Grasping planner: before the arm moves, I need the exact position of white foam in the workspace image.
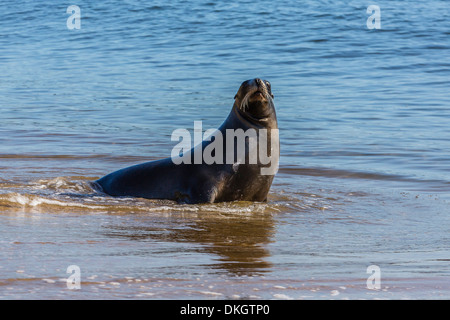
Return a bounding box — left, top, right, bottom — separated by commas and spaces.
199, 291, 223, 296
42, 279, 56, 284
330, 290, 340, 296
1, 193, 107, 210
273, 293, 293, 300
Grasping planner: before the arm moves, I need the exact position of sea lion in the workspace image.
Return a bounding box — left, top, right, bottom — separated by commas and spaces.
95, 78, 279, 204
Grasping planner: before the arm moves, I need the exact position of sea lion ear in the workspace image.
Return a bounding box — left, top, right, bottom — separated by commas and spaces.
234, 94, 237, 99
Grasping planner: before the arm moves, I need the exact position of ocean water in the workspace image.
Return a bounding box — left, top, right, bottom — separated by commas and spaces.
0, 0, 449, 299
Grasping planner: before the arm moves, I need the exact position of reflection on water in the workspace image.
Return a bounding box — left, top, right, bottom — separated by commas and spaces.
102, 210, 275, 275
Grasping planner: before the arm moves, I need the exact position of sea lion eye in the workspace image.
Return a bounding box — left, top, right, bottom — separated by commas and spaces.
264, 81, 274, 98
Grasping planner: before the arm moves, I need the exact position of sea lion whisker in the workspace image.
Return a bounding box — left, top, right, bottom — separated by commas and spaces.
241, 90, 253, 111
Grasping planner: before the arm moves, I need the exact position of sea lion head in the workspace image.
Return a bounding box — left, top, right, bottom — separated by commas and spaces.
234, 78, 276, 123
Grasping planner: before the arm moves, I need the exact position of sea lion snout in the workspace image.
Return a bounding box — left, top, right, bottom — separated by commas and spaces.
254, 78, 273, 100
255, 78, 264, 87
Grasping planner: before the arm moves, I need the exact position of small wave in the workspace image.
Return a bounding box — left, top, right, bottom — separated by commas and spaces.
0, 175, 324, 216
0, 191, 286, 216
0, 193, 108, 211
0, 174, 285, 215
31, 177, 95, 194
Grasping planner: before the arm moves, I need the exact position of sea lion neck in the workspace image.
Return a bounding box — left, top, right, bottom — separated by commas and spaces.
232, 102, 277, 129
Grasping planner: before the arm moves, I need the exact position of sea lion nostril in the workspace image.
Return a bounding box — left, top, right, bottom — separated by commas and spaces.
255, 78, 263, 86
254, 78, 267, 95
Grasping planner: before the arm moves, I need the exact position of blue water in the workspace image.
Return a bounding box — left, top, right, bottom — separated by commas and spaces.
0, 1, 449, 299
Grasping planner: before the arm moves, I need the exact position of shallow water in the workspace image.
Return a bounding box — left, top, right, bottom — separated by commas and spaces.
1, 1, 449, 299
